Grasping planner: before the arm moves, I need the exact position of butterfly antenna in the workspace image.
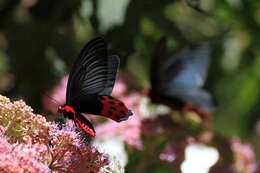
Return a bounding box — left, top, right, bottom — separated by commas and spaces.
43, 92, 60, 106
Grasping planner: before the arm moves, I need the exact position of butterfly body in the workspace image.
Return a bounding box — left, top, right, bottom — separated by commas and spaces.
148, 90, 184, 109
67, 94, 103, 115
58, 37, 132, 137
58, 105, 76, 119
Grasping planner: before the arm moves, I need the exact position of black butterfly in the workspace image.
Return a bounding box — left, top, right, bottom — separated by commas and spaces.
58, 37, 133, 137
149, 37, 215, 118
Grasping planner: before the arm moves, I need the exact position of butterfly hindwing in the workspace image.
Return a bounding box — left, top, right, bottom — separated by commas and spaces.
165, 88, 215, 113
99, 95, 132, 122
74, 113, 96, 137
70, 94, 132, 122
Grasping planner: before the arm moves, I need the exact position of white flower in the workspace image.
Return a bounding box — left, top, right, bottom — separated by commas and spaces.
94, 137, 127, 173
181, 143, 219, 173
139, 97, 171, 118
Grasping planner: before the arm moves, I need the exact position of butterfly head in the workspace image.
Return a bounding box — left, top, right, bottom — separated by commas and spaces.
57, 105, 76, 119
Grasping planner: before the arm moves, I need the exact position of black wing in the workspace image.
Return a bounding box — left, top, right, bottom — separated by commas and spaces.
150, 39, 214, 112
66, 37, 119, 104
160, 43, 210, 90
161, 42, 214, 111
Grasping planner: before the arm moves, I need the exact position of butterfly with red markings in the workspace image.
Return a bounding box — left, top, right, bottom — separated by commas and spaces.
149, 37, 215, 119
58, 37, 133, 137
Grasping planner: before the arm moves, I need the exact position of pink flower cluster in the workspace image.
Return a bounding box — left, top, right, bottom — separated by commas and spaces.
231, 138, 258, 173
0, 136, 50, 173
0, 95, 116, 173
47, 121, 109, 173
0, 95, 50, 143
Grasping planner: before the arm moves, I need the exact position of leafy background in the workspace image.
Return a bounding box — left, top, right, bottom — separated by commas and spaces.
0, 0, 260, 172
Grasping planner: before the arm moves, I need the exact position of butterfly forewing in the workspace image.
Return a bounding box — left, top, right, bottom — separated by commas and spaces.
150, 38, 215, 115
99, 55, 119, 95
66, 37, 112, 104
161, 43, 210, 90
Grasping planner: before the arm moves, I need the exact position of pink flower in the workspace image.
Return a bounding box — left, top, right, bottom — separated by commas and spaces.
160, 142, 182, 162
0, 95, 50, 143
43, 120, 110, 173
96, 92, 143, 149
96, 113, 142, 149
0, 95, 119, 173
231, 138, 258, 173
141, 115, 178, 135
112, 75, 127, 97
0, 130, 50, 173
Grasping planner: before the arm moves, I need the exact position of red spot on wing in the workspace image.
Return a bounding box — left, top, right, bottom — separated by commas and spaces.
100, 96, 133, 122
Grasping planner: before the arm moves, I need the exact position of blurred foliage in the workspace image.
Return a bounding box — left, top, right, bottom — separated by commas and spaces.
0, 0, 260, 172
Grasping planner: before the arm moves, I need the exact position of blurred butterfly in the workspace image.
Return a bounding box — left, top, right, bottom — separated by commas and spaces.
58, 37, 133, 137
149, 37, 215, 118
